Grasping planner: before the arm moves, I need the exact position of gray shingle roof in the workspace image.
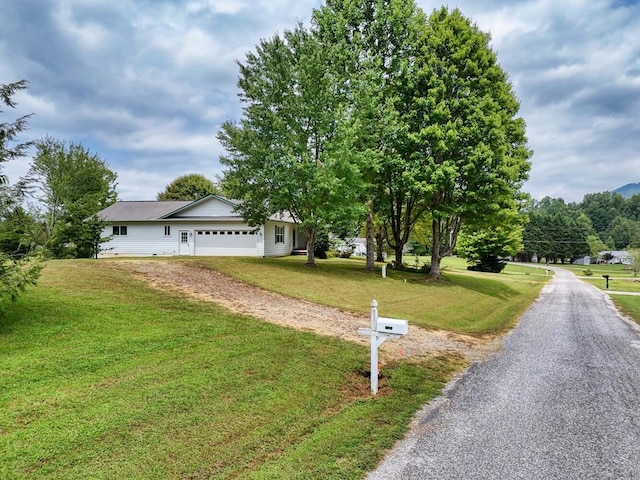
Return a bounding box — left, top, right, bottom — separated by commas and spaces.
98, 201, 192, 221
97, 195, 296, 224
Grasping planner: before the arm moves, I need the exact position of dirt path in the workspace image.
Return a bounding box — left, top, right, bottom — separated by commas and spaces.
111, 260, 503, 363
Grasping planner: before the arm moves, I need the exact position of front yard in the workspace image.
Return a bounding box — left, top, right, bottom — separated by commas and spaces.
1, 257, 548, 479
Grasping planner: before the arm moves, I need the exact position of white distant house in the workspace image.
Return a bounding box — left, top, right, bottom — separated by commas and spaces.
573, 256, 591, 265
598, 250, 631, 265
96, 195, 305, 257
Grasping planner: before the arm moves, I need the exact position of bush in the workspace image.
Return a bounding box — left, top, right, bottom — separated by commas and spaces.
583, 269, 593, 276
313, 230, 330, 260
0, 252, 44, 309
334, 244, 354, 258
467, 255, 507, 273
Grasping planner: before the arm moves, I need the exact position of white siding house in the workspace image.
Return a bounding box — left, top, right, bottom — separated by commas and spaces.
598, 250, 632, 265
97, 195, 301, 257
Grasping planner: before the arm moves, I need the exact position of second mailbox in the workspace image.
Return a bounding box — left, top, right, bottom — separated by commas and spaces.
376, 317, 409, 335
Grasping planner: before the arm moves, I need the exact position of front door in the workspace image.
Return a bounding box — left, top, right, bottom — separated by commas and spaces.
178, 230, 191, 255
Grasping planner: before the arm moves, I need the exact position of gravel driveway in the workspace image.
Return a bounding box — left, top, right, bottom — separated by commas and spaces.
368, 267, 640, 479
112, 260, 501, 362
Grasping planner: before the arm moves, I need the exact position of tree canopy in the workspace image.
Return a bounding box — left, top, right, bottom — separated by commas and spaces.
219, 3, 531, 274
520, 192, 640, 263
157, 173, 219, 201
407, 7, 531, 277
313, 0, 426, 270
219, 24, 364, 265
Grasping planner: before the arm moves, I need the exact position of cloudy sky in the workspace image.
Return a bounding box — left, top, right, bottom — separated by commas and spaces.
2, 0, 639, 203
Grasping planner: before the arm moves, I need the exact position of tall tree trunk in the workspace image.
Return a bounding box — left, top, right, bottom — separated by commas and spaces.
430, 218, 443, 279
305, 227, 316, 266
394, 244, 404, 268
365, 201, 375, 271
375, 231, 385, 262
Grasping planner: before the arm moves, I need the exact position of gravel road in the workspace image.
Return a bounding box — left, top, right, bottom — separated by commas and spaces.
368, 267, 640, 479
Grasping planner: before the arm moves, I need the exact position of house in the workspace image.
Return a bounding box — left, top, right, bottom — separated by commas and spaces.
573, 256, 591, 265
96, 195, 305, 257
598, 250, 631, 265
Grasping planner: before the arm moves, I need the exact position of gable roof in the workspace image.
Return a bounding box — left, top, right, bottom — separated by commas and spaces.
98, 200, 192, 221
158, 194, 239, 219
97, 194, 296, 224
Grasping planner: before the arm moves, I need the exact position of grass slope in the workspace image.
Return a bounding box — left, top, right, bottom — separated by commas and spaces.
187, 256, 550, 335
1, 260, 464, 479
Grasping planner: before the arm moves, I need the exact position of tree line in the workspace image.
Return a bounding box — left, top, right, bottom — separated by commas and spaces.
520, 193, 640, 264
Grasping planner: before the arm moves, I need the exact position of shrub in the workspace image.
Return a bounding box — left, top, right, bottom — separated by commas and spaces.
467, 255, 507, 273
313, 230, 330, 259
0, 252, 44, 309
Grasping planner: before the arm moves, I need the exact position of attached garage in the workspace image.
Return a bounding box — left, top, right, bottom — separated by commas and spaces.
194, 229, 258, 256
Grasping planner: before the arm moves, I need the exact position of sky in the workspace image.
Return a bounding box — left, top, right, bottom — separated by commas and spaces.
1, 0, 639, 203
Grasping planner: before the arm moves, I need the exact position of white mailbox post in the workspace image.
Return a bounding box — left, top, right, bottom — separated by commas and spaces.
358, 299, 409, 395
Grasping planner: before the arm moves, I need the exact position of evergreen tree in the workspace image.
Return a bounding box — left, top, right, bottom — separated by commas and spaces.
0, 79, 42, 307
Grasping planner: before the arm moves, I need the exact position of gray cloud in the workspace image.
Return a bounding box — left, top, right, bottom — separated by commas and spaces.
1, 0, 638, 203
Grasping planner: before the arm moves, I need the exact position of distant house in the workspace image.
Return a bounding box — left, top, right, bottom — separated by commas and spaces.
598, 250, 631, 265
573, 256, 591, 265
96, 195, 305, 257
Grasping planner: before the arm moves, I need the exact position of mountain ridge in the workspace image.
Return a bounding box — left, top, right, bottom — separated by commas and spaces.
614, 183, 640, 198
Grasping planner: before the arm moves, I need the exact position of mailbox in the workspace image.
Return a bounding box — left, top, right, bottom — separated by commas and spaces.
376, 317, 408, 335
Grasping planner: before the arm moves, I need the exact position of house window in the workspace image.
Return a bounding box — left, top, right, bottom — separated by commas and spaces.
164, 225, 171, 236
275, 225, 285, 244
113, 225, 128, 236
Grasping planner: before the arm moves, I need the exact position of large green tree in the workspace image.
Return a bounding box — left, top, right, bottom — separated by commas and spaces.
157, 173, 219, 200
219, 24, 363, 265
313, 0, 427, 270
220, 3, 530, 275
24, 137, 118, 258
409, 8, 532, 278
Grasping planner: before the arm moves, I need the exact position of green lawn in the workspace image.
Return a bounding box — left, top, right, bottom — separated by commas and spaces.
0, 257, 548, 479
560, 262, 638, 279
186, 256, 550, 335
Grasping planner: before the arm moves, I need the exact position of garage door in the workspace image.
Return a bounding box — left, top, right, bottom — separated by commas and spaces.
194, 230, 257, 256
